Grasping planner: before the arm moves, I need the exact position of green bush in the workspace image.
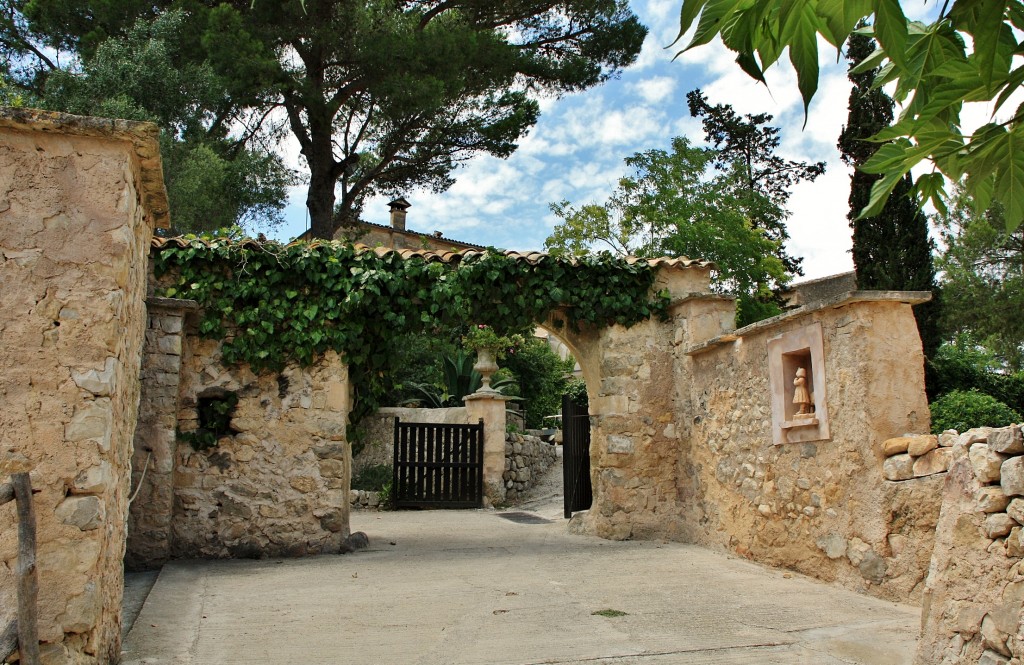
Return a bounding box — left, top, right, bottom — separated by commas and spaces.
564, 377, 588, 408
502, 338, 576, 429
352, 464, 392, 491
927, 337, 1024, 411
929, 389, 1021, 434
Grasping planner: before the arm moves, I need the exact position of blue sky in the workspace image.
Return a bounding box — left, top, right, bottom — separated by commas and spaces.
270, 0, 940, 281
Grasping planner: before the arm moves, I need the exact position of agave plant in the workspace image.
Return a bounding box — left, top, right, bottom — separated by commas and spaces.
403, 350, 518, 407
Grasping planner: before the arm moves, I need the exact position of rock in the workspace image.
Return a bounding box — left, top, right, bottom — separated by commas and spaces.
939, 430, 959, 447
607, 435, 633, 454
882, 436, 911, 457
55, 496, 104, 530
816, 533, 846, 559
319, 511, 345, 533
846, 537, 871, 567
978, 487, 1012, 514
913, 448, 951, 477
313, 443, 346, 460
1001, 457, 1024, 496
758, 504, 772, 517
971, 444, 1007, 484
984, 513, 1017, 539
61, 584, 99, 633
883, 454, 914, 481
318, 459, 345, 478
71, 462, 112, 494
908, 435, 939, 457
990, 425, 1024, 455
289, 476, 318, 493
1005, 527, 1024, 557
981, 614, 1012, 657
979, 650, 1010, 665
858, 551, 887, 584
340, 531, 369, 553
960, 428, 992, 446
1007, 498, 1024, 524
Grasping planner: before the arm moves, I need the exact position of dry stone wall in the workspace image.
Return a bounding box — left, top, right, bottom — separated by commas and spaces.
0, 110, 165, 664
169, 338, 352, 559
503, 432, 556, 502
917, 424, 1024, 665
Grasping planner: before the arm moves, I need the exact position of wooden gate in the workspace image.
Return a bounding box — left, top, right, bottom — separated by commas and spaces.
561, 394, 593, 518
392, 418, 485, 509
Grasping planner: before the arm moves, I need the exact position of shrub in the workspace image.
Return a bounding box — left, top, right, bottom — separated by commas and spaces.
564, 377, 588, 408
929, 389, 1021, 434
926, 336, 1024, 411
352, 464, 392, 491
502, 337, 576, 429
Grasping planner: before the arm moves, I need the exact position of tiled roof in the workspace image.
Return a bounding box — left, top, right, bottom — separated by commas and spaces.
150, 236, 713, 269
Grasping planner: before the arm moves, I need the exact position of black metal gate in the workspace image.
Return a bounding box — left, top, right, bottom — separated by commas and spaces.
392, 418, 484, 509
561, 394, 592, 518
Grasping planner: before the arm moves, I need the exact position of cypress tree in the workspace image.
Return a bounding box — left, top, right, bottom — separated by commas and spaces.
838, 29, 940, 358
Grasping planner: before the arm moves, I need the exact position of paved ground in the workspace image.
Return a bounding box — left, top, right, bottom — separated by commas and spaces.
121, 454, 920, 665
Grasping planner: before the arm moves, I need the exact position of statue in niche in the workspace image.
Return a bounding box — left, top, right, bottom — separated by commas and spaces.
792, 366, 813, 417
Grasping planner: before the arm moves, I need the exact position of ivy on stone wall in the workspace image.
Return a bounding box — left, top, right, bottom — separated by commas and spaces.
153, 237, 670, 432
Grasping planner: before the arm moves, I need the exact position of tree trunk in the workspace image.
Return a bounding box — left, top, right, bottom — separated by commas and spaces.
305, 113, 341, 240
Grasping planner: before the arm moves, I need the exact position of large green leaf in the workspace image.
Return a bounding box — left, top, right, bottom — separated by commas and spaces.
816, 0, 873, 47
873, 0, 909, 70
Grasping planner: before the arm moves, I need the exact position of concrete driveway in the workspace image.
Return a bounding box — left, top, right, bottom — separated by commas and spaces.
121, 500, 919, 665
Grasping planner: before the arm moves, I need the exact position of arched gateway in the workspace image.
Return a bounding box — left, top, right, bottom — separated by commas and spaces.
1, 108, 940, 665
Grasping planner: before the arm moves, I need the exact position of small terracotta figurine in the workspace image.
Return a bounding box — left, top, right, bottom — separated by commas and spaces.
793, 367, 812, 416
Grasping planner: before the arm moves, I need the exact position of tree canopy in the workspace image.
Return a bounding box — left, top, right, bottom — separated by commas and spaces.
673, 0, 1024, 231
545, 136, 790, 325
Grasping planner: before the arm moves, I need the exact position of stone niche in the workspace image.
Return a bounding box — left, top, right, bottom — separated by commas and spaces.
767, 322, 830, 445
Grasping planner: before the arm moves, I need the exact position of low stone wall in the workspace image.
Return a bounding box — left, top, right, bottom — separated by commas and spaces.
354, 406, 469, 473
504, 433, 557, 502
917, 424, 1024, 664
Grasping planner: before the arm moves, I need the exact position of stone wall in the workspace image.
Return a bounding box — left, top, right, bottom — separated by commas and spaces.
503, 432, 556, 502
917, 424, 1024, 664
678, 297, 937, 602
168, 338, 352, 559
354, 406, 469, 474
0, 109, 166, 663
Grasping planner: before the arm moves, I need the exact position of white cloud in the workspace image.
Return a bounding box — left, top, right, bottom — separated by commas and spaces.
631, 76, 678, 104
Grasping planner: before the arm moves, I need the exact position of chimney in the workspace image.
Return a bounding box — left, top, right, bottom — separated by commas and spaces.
388, 197, 411, 231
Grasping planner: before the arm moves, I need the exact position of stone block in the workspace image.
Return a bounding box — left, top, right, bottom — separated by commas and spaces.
607, 435, 634, 454
908, 434, 939, 457
1006, 527, 1024, 557
990, 425, 1024, 455
1007, 498, 1024, 524
972, 444, 1008, 484
71, 357, 116, 396
319, 459, 345, 478
939, 430, 959, 447
289, 475, 318, 493
1001, 457, 1024, 496
984, 513, 1017, 539
913, 448, 951, 477
883, 454, 914, 481
982, 614, 1012, 657
56, 496, 104, 530
65, 399, 113, 451
71, 461, 114, 495
882, 437, 911, 457
979, 651, 1010, 665
978, 487, 1012, 513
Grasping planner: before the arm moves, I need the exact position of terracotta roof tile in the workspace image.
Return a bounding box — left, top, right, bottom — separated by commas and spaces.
150, 236, 713, 269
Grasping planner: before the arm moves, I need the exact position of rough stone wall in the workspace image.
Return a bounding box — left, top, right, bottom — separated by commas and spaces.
0, 111, 163, 663
917, 425, 1024, 665
503, 432, 556, 502
125, 299, 193, 570
171, 339, 351, 558
354, 406, 469, 474
679, 300, 936, 601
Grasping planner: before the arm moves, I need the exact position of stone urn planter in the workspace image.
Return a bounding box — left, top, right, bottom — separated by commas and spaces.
474, 347, 500, 393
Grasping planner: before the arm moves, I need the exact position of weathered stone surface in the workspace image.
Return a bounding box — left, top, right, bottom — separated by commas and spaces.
971, 444, 1007, 484
984, 513, 1017, 539
907, 434, 939, 457
1000, 457, 1024, 496
978, 487, 1012, 514
72, 462, 113, 494
56, 493, 105, 532
882, 436, 911, 457
989, 425, 1024, 455
939, 430, 959, 447
883, 454, 915, 481
981, 614, 1012, 657
913, 448, 951, 477
979, 650, 1010, 665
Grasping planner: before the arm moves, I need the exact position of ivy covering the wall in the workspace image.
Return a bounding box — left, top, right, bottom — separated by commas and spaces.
153, 237, 671, 431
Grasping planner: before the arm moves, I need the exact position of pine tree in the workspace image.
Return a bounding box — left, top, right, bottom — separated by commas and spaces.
838, 29, 940, 358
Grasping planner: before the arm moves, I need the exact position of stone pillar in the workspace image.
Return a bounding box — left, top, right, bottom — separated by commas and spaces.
0, 109, 168, 664
126, 298, 197, 570
464, 392, 509, 505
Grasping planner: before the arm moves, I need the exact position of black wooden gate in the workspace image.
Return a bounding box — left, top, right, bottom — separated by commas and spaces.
561, 394, 592, 518
392, 418, 485, 509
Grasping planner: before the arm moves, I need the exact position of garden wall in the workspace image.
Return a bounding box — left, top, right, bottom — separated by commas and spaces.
355, 406, 469, 474
678, 295, 937, 602
503, 432, 557, 502
0, 109, 166, 663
